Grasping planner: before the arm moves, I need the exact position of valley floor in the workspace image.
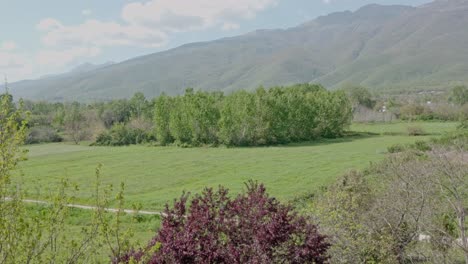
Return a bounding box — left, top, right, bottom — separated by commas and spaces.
17, 121, 457, 210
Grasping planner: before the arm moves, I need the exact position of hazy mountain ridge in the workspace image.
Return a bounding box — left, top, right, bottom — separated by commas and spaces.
9, 0, 468, 101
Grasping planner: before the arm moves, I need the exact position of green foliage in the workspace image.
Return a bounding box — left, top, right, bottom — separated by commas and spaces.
94, 123, 154, 146
153, 84, 352, 146
311, 171, 377, 263
406, 125, 426, 136
449, 85, 468, 106
344, 85, 376, 109
430, 129, 468, 149
387, 144, 406, 153
26, 126, 63, 144
218, 90, 257, 145
0, 94, 145, 262
412, 140, 432, 152
388, 140, 431, 153
64, 103, 88, 144
153, 93, 173, 145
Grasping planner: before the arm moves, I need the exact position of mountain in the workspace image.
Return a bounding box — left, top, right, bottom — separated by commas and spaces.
9, 0, 468, 101
69, 62, 115, 74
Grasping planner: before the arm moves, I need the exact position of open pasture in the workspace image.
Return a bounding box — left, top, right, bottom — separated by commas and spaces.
17, 122, 458, 211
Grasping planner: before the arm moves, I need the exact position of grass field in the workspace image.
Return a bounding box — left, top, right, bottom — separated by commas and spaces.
12, 121, 458, 258
16, 121, 458, 212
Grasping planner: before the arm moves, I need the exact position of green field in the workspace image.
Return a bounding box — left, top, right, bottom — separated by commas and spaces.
16, 121, 458, 212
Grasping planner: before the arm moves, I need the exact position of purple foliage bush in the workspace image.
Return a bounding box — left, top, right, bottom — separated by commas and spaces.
115, 181, 329, 263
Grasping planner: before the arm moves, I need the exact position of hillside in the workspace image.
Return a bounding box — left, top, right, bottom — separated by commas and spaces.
9, 0, 468, 101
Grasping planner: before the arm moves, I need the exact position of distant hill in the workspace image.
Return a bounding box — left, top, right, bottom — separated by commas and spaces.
9, 0, 468, 101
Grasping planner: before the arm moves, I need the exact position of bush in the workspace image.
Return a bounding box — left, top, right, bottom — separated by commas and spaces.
387, 144, 406, 153
116, 182, 330, 263
431, 130, 468, 149
412, 140, 432, 152
93, 123, 155, 146
407, 126, 426, 136
26, 126, 63, 144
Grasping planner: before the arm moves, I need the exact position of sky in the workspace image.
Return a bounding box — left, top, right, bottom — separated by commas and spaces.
1, 0, 432, 82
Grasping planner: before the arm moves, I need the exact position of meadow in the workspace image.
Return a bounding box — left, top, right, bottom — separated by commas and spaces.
17, 121, 457, 211
8, 120, 458, 259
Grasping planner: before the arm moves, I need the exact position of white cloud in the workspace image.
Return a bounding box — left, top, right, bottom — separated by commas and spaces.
0, 50, 34, 81
39, 19, 167, 48
38, 0, 276, 50
36, 18, 63, 31
82, 9, 92, 16
1, 41, 17, 51
0, 52, 26, 69
222, 22, 240, 31
122, 0, 276, 32
4, 0, 276, 81
36, 47, 101, 66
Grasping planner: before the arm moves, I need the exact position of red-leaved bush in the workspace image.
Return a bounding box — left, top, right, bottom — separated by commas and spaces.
115, 182, 329, 263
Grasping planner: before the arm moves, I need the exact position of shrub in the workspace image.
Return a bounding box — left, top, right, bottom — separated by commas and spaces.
94, 123, 155, 146
116, 182, 330, 263
387, 144, 406, 153
26, 126, 63, 144
400, 104, 426, 121
412, 140, 432, 152
431, 130, 468, 149
407, 126, 426, 136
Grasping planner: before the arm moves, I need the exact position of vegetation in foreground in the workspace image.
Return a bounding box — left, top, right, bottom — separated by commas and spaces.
117, 182, 330, 263
309, 130, 468, 263
2, 83, 468, 263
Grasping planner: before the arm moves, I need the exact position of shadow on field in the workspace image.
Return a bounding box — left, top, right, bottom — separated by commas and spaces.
282, 132, 380, 148
230, 132, 381, 149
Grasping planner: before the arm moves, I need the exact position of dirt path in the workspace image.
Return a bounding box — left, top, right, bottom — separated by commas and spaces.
5, 197, 166, 217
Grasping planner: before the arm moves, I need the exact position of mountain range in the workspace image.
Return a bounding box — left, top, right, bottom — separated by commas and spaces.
9, 0, 468, 101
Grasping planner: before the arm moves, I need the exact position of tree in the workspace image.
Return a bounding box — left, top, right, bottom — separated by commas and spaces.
129, 92, 149, 119
367, 152, 436, 263
450, 85, 468, 106
0, 94, 27, 187
312, 171, 378, 263
117, 182, 330, 263
64, 103, 88, 144
219, 90, 256, 146
344, 85, 376, 109
425, 144, 468, 263
185, 91, 221, 145
154, 93, 173, 145
0, 95, 156, 262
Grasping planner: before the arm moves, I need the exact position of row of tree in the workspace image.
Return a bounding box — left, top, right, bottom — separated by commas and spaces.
19, 83, 353, 147
154, 84, 352, 146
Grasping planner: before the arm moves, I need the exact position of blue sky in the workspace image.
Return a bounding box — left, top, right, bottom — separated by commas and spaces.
1, 0, 432, 81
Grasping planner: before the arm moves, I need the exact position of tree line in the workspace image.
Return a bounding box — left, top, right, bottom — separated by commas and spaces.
18, 83, 353, 147
153, 84, 352, 146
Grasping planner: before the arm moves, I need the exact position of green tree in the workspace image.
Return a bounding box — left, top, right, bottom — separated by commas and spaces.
344, 85, 376, 109
185, 91, 221, 145
169, 94, 192, 144
64, 103, 88, 144
219, 90, 256, 146
129, 92, 149, 119
450, 85, 468, 106
154, 93, 173, 145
